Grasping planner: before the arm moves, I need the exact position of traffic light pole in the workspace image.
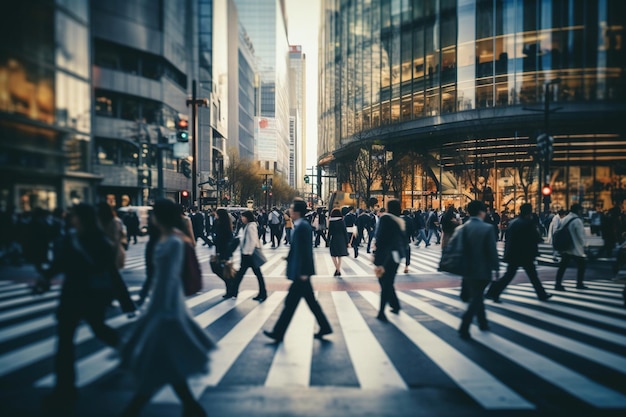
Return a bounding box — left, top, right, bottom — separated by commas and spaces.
186, 80, 208, 208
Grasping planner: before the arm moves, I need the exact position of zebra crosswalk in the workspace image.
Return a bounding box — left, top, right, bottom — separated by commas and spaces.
0, 277, 625, 411
121, 241, 553, 278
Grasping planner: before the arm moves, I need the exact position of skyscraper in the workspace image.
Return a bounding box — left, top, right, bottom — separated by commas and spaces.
289, 45, 307, 190
235, 0, 291, 176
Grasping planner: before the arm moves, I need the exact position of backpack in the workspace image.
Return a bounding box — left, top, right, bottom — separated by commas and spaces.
552, 217, 579, 252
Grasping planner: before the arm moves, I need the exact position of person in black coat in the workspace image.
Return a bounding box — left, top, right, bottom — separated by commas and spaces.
486, 203, 552, 303
400, 210, 414, 273
42, 204, 135, 413
190, 206, 212, 246
327, 208, 349, 277
373, 199, 406, 322
264, 199, 332, 342
213, 208, 238, 298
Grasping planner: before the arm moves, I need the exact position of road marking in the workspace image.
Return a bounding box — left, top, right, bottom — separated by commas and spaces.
0, 300, 58, 324
360, 291, 533, 409
151, 291, 288, 403
35, 291, 252, 389
410, 290, 626, 408
517, 283, 622, 299
422, 290, 626, 374
437, 288, 626, 347
332, 291, 406, 390
510, 285, 624, 306
265, 293, 316, 388
0, 315, 56, 343
504, 289, 626, 316
0, 290, 58, 310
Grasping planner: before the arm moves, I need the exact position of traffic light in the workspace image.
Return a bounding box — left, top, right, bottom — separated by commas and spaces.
181, 159, 191, 178
181, 190, 190, 206
176, 117, 189, 142
536, 133, 554, 161
304, 175, 310, 184
138, 168, 151, 187
541, 184, 552, 196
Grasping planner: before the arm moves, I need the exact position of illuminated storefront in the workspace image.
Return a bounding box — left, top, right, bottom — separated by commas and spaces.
318, 0, 625, 212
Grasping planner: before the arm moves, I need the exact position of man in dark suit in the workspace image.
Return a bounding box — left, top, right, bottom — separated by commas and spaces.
486, 203, 552, 303
456, 201, 499, 340
264, 199, 332, 342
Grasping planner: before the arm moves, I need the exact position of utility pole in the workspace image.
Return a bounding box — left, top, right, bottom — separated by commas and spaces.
186, 80, 208, 208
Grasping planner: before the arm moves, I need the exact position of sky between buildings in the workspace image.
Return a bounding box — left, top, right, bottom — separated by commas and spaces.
285, 0, 321, 168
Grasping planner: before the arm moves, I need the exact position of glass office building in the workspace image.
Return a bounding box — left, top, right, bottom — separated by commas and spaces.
319, 0, 626, 212
0, 0, 97, 212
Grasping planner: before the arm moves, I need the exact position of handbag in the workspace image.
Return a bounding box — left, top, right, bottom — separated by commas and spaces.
182, 243, 202, 295
209, 254, 236, 280
250, 247, 267, 269
552, 217, 578, 252
438, 226, 467, 276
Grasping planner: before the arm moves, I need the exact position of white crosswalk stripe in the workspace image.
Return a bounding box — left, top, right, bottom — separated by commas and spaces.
119, 241, 554, 278
0, 279, 624, 411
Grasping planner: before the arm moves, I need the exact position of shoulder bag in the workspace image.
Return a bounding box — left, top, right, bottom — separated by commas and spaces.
182, 243, 202, 295
438, 226, 468, 276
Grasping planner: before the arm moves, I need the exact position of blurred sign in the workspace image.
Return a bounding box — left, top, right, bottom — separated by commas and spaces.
173, 142, 189, 158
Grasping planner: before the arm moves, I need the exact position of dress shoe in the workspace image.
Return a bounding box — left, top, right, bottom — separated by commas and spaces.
253, 294, 267, 302
576, 284, 589, 290
478, 323, 490, 331
314, 328, 333, 339
485, 293, 501, 303
554, 285, 566, 291
404, 267, 409, 273
376, 313, 389, 322
354, 248, 359, 258
183, 401, 207, 417
333, 270, 340, 277
390, 308, 400, 315
263, 330, 283, 343
538, 293, 553, 301
458, 330, 472, 340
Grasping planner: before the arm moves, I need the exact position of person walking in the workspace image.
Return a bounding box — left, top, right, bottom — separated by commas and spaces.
456, 201, 499, 340
231, 211, 267, 301
313, 207, 329, 248
120, 199, 213, 417
373, 199, 406, 322
400, 210, 414, 273
413, 209, 428, 247
124, 209, 140, 245
486, 203, 552, 303
440, 206, 460, 249
425, 208, 440, 245
214, 208, 238, 298
264, 199, 332, 342
190, 206, 212, 247
554, 203, 588, 290
268, 207, 282, 248
327, 208, 349, 277
42, 204, 135, 413
97, 202, 127, 270
283, 210, 293, 245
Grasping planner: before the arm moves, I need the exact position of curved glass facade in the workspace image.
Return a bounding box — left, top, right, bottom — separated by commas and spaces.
319, 0, 626, 212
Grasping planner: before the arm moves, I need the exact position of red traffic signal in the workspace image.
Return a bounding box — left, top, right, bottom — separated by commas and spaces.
181, 190, 189, 198
541, 185, 552, 196
177, 119, 189, 130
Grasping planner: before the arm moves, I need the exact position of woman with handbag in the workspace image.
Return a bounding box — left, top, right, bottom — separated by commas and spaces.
41, 204, 133, 413
231, 211, 267, 301
213, 208, 238, 298
120, 199, 213, 417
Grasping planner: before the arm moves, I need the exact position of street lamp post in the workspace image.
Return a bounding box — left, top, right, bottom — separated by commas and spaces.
186, 80, 209, 208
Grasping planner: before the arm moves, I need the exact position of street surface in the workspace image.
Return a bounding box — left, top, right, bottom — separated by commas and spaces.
0, 237, 625, 417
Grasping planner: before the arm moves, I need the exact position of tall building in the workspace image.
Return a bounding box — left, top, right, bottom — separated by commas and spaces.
289, 45, 307, 190
235, 0, 291, 176
91, 0, 195, 207
229, 23, 259, 161
0, 0, 97, 212
319, 0, 626, 212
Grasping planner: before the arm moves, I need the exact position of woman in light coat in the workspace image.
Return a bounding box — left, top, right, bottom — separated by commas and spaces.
231, 210, 267, 301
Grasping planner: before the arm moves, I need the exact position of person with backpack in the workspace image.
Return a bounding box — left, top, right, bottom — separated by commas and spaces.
554, 204, 588, 291
268, 207, 282, 248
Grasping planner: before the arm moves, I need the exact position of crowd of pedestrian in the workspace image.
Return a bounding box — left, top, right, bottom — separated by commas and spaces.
2, 195, 626, 414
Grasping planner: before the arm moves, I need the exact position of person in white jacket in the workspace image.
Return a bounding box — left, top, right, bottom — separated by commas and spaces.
554, 204, 587, 291
547, 209, 566, 260
231, 211, 267, 301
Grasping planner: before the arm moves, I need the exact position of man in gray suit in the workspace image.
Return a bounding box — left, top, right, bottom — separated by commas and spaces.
456, 200, 499, 340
